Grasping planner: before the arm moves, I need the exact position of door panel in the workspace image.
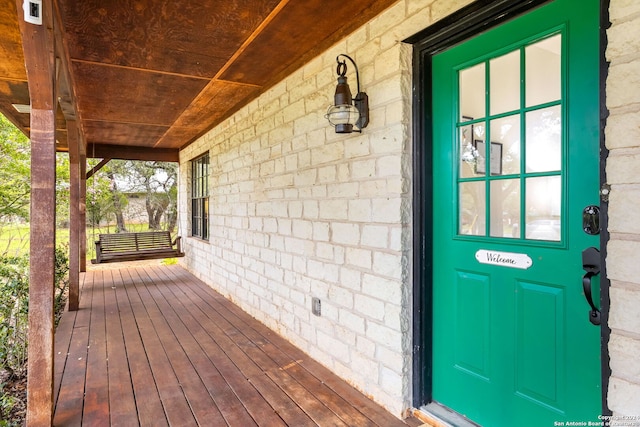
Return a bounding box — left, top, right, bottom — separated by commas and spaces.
515, 280, 565, 410
431, 0, 601, 425
454, 271, 490, 380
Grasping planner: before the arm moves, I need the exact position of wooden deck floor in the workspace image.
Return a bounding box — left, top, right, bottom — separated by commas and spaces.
53, 265, 423, 426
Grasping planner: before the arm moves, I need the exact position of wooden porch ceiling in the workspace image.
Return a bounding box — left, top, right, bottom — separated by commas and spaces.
0, 0, 397, 157
54, 264, 423, 426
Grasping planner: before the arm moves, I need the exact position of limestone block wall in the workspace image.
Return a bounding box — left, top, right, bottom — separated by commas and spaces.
178, 0, 476, 415
605, 0, 640, 416
178, 52, 415, 415
176, 0, 639, 418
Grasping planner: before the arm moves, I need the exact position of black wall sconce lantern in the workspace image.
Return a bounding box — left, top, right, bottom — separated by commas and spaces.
325, 54, 369, 133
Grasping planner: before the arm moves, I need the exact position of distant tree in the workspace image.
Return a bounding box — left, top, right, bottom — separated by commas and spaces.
86, 174, 111, 227
143, 162, 177, 232
113, 160, 177, 231
165, 181, 178, 233
86, 160, 128, 231
83, 159, 177, 233
106, 171, 127, 233
56, 153, 70, 227
0, 114, 73, 227
0, 115, 30, 221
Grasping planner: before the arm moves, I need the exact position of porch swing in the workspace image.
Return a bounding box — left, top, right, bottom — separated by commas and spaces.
91, 231, 184, 264
88, 158, 185, 264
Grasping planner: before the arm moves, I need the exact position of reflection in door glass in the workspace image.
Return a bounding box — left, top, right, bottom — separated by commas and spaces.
456, 34, 564, 242
460, 63, 485, 120
525, 176, 561, 241
460, 181, 486, 236
490, 50, 520, 115
460, 119, 483, 178
526, 35, 561, 107
490, 115, 520, 175
490, 179, 521, 238
526, 106, 562, 173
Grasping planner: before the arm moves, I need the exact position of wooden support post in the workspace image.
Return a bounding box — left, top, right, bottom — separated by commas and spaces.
68, 121, 80, 311
80, 143, 87, 272
27, 108, 57, 426
16, 0, 57, 423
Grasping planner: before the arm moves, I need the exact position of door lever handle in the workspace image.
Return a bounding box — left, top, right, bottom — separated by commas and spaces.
582, 247, 601, 326
582, 272, 600, 325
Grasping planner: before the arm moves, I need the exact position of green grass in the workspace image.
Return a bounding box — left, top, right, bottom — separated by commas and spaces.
0, 224, 74, 257
0, 222, 165, 258
0, 224, 30, 257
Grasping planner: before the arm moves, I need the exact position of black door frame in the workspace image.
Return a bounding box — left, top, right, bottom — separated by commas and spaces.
405, 0, 611, 413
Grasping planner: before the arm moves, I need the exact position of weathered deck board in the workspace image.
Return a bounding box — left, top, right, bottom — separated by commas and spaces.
128, 267, 230, 426
139, 267, 273, 426
103, 269, 138, 425
81, 270, 110, 425
53, 282, 86, 426
53, 264, 421, 426
161, 268, 377, 427
122, 268, 196, 426
53, 278, 80, 402
112, 269, 166, 427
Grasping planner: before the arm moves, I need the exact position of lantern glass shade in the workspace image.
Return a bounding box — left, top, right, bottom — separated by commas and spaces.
325, 103, 360, 133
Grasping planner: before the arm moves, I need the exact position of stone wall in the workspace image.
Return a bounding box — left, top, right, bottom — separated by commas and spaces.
177, 0, 638, 418
605, 0, 640, 416
178, 1, 477, 414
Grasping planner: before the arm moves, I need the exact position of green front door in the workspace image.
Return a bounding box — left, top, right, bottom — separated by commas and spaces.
431, 0, 601, 425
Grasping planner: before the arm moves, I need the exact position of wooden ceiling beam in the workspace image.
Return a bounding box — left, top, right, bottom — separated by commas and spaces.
213, 0, 289, 81
3, 0, 398, 152
85, 157, 111, 180
53, 0, 86, 148
87, 143, 179, 162
70, 57, 212, 80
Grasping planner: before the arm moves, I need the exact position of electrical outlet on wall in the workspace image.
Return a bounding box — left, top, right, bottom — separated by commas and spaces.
312, 297, 321, 316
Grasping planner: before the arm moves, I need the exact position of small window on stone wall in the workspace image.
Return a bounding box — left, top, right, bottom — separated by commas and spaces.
191, 153, 209, 240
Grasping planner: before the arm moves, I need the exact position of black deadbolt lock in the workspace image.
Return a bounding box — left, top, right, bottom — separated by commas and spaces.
582, 205, 600, 235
